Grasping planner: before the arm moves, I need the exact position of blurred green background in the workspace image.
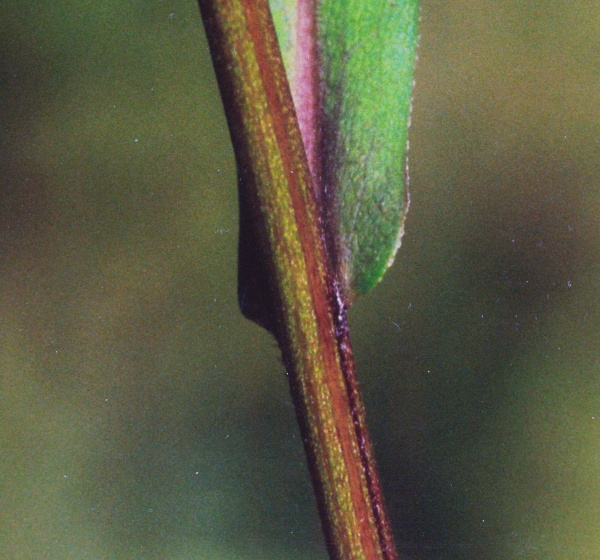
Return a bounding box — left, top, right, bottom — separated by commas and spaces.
1, 1, 598, 558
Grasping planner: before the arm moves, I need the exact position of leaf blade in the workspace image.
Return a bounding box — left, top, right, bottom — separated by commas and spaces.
271, 0, 419, 303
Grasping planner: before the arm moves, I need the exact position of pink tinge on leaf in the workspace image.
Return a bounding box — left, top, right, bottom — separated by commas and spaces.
293, 0, 321, 199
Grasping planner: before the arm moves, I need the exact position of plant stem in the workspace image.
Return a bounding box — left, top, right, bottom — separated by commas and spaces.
197, 1, 398, 558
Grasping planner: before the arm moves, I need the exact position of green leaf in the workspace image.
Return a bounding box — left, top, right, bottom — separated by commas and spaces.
270, 0, 419, 304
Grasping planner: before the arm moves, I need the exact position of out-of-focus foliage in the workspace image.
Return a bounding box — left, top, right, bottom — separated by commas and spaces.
1, 1, 598, 559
